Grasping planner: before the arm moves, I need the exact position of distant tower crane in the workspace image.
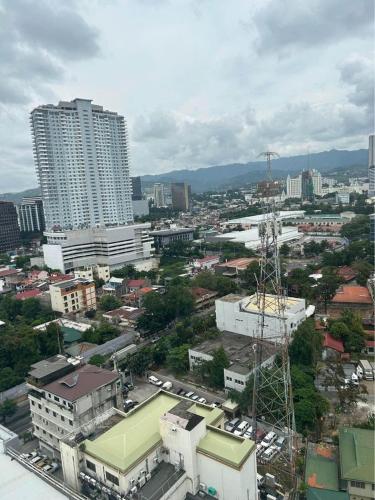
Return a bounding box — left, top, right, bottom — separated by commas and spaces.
251, 151, 296, 487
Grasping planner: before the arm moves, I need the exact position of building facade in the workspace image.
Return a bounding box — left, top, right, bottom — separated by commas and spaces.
16, 197, 45, 233
27, 358, 121, 456
153, 183, 166, 208
150, 227, 194, 249
31, 98, 133, 230
286, 174, 302, 198
171, 182, 191, 211
131, 176, 143, 200
215, 293, 306, 342
0, 201, 21, 252
287, 170, 322, 199
43, 224, 153, 273
49, 278, 96, 313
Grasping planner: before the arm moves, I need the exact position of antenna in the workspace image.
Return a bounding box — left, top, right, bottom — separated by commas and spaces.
251, 149, 296, 491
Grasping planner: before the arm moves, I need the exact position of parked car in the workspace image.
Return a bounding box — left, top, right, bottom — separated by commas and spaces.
177, 388, 185, 396
256, 444, 264, 457
148, 375, 163, 386
261, 431, 277, 448
274, 436, 286, 451
198, 397, 207, 404
42, 464, 53, 472
191, 394, 199, 401
225, 418, 240, 433
50, 462, 59, 473
162, 381, 173, 390
185, 391, 195, 399
234, 420, 250, 436
262, 445, 278, 463
123, 399, 139, 412
243, 427, 253, 439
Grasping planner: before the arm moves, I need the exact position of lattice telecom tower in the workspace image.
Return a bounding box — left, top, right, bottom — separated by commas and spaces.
251, 151, 296, 483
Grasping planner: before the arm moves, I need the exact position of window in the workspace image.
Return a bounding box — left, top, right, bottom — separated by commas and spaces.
53, 411, 57, 417
226, 376, 232, 381
61, 416, 65, 422
38, 404, 42, 410
31, 401, 35, 406
351, 481, 365, 489
86, 460, 96, 472
69, 420, 73, 426
54, 396, 60, 402
105, 471, 119, 485
45, 408, 49, 414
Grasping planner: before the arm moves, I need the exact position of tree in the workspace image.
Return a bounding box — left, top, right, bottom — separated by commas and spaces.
289, 319, 323, 367
341, 215, 370, 241
279, 243, 290, 256
166, 344, 190, 375
89, 354, 105, 367
99, 295, 122, 311
313, 269, 341, 313
241, 261, 260, 292
127, 348, 152, 375
0, 399, 17, 423
208, 347, 230, 388
352, 260, 373, 286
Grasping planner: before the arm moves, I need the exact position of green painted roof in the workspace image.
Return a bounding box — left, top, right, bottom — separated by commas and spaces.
305, 444, 339, 491
84, 392, 179, 472
188, 403, 223, 426
339, 427, 375, 482
61, 325, 82, 344
84, 392, 225, 474
197, 427, 255, 469
307, 488, 349, 500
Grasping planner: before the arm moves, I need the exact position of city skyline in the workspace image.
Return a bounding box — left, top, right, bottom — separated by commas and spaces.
0, 0, 372, 192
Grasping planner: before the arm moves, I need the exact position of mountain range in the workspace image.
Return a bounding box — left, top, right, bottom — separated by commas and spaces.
0, 148, 368, 202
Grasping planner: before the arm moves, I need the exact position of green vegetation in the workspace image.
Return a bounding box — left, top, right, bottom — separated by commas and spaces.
322, 239, 374, 268
82, 321, 120, 345
99, 294, 122, 311
166, 344, 191, 374
193, 346, 230, 388
191, 271, 237, 296
303, 240, 329, 257
0, 295, 60, 391
111, 264, 157, 282
279, 243, 290, 256
328, 310, 366, 353
0, 399, 17, 423
89, 354, 106, 367
340, 215, 370, 240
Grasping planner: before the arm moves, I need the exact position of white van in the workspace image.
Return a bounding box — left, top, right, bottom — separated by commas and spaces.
234, 420, 250, 436
225, 418, 240, 433
148, 375, 162, 386
262, 445, 278, 462
261, 431, 277, 448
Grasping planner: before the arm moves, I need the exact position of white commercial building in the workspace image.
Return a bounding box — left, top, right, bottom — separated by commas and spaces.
213, 225, 301, 250
215, 293, 307, 342
153, 183, 166, 207
31, 98, 133, 230
286, 174, 302, 198
43, 223, 153, 273
60, 391, 257, 500
227, 210, 305, 228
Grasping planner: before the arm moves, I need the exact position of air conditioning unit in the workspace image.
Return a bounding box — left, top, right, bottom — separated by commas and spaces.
130, 486, 138, 494
140, 469, 146, 475
153, 456, 160, 463
146, 473, 151, 481
172, 426, 177, 432
199, 483, 207, 492
138, 476, 146, 488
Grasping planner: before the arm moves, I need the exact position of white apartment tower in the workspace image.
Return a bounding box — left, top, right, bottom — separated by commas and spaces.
286, 174, 302, 198
31, 98, 134, 230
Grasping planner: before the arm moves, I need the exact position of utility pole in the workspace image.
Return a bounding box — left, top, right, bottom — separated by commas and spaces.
251, 151, 296, 489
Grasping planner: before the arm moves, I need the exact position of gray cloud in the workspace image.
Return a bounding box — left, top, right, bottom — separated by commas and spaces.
254, 0, 372, 53
339, 57, 374, 109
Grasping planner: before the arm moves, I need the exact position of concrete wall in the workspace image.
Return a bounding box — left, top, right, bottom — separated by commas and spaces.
197, 447, 258, 500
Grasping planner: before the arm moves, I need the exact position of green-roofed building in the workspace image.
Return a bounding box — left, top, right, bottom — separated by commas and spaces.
305, 443, 340, 491
307, 488, 349, 500
339, 427, 375, 500
60, 390, 257, 500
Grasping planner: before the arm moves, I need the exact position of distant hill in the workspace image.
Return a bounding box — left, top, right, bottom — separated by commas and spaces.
0, 187, 41, 204
0, 148, 367, 201
141, 148, 367, 192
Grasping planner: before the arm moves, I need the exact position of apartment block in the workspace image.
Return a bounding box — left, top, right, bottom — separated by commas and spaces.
31, 98, 133, 230
171, 182, 191, 211
16, 196, 45, 233
27, 356, 121, 457
49, 278, 96, 314
74, 264, 110, 282
0, 201, 21, 252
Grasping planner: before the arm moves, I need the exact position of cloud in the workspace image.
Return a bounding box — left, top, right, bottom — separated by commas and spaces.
339, 56, 374, 109
254, 0, 372, 53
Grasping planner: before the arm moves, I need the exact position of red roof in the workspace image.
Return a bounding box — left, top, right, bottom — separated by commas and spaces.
43, 364, 119, 402
139, 287, 153, 295
15, 289, 42, 300
196, 255, 220, 264
49, 273, 73, 283
127, 279, 146, 288
332, 285, 372, 305
323, 332, 344, 353
366, 340, 375, 348
336, 266, 357, 282
0, 268, 18, 278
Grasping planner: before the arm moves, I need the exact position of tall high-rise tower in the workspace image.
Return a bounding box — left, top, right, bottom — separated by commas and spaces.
31, 98, 134, 230
369, 134, 375, 198
171, 182, 191, 211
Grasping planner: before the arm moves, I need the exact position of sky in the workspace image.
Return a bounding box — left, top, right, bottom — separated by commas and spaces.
0, 0, 373, 192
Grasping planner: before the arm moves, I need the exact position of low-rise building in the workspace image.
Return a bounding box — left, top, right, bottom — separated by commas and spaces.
60, 391, 257, 500
327, 285, 373, 321
74, 264, 110, 283
150, 227, 194, 249
189, 331, 277, 392
102, 276, 126, 296
215, 257, 259, 277
192, 287, 218, 309
193, 255, 220, 271
339, 427, 374, 500
102, 306, 144, 328
27, 357, 122, 457
49, 278, 96, 314
322, 333, 345, 361
216, 293, 307, 342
